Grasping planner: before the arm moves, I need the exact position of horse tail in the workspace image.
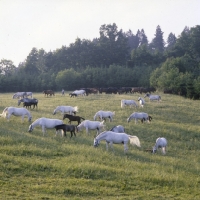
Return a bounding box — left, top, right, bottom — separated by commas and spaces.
94, 113, 98, 120
121, 100, 125, 108
81, 117, 85, 120
74, 106, 78, 112
128, 136, 141, 147
0, 107, 8, 118
99, 120, 105, 129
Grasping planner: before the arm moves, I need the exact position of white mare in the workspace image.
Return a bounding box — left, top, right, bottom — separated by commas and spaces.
12, 92, 27, 99
138, 97, 145, 108
153, 137, 167, 155
0, 107, 32, 122
109, 125, 125, 133
121, 99, 138, 108
94, 110, 115, 122
127, 112, 152, 124
144, 93, 161, 102
77, 120, 105, 135
94, 131, 141, 152
53, 106, 78, 115
71, 90, 86, 96
28, 117, 63, 136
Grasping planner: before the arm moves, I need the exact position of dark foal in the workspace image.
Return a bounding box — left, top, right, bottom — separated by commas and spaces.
54, 124, 77, 137
63, 114, 85, 125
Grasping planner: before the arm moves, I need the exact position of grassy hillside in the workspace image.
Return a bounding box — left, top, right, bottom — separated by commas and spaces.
0, 92, 199, 199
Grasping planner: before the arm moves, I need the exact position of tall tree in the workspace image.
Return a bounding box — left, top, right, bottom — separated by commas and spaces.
150, 25, 165, 52
166, 32, 176, 50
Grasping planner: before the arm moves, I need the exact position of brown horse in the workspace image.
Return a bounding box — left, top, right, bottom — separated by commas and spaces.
43, 90, 55, 97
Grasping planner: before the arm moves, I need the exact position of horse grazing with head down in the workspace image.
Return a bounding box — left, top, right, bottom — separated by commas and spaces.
0, 107, 32, 122
43, 90, 55, 97
94, 131, 141, 153
77, 120, 105, 135
54, 124, 77, 137
18, 98, 38, 109
63, 114, 85, 125
93, 110, 115, 122
127, 112, 152, 124
12, 92, 27, 99
28, 117, 63, 136
53, 106, 78, 115
121, 99, 138, 108
144, 93, 161, 102
152, 137, 167, 155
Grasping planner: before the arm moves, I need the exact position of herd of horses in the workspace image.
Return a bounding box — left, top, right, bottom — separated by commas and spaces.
0, 88, 167, 154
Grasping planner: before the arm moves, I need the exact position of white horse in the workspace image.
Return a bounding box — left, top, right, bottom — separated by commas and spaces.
72, 90, 86, 96
153, 137, 167, 154
0, 107, 32, 122
53, 106, 78, 115
109, 125, 125, 133
28, 117, 63, 136
127, 112, 152, 124
94, 110, 115, 122
12, 92, 27, 99
144, 93, 161, 102
138, 97, 145, 108
94, 131, 141, 152
77, 120, 105, 135
121, 99, 138, 108
26, 92, 33, 98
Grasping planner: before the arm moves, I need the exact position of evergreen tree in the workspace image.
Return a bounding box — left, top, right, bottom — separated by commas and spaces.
150, 25, 165, 52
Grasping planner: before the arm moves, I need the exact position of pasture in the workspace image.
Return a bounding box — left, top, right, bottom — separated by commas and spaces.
0, 92, 199, 199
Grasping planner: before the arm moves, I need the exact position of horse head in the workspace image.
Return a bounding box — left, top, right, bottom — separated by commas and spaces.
28, 124, 33, 132
93, 138, 100, 147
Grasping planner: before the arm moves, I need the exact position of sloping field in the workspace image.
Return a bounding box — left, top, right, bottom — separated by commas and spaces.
0, 92, 199, 199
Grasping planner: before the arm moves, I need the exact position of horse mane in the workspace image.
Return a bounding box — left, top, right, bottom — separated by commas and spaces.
109, 126, 116, 131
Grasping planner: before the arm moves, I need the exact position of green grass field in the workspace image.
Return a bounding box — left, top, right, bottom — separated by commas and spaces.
0, 92, 199, 199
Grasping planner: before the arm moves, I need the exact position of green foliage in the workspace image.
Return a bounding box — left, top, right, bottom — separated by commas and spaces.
0, 25, 199, 100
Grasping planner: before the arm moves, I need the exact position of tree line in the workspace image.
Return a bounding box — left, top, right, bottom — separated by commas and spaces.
0, 24, 200, 99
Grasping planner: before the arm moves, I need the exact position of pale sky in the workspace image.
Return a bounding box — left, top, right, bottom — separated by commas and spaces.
0, 0, 199, 66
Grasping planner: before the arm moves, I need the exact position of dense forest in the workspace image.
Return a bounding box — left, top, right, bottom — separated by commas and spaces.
0, 24, 200, 99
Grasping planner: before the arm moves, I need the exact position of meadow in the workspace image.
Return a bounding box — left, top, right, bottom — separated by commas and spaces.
0, 92, 199, 200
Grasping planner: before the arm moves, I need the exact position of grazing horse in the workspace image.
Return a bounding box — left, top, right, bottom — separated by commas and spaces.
144, 93, 161, 102
93, 110, 115, 122
53, 106, 78, 115
109, 125, 125, 133
54, 124, 77, 137
28, 117, 63, 136
12, 92, 27, 99
94, 131, 141, 153
63, 114, 85, 125
0, 107, 32, 122
18, 98, 38, 109
138, 97, 145, 108
121, 99, 138, 108
127, 112, 152, 124
77, 120, 105, 135
153, 137, 167, 155
70, 90, 86, 97
43, 90, 55, 97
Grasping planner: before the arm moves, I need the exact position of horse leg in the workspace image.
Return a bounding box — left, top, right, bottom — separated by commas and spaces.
7, 113, 11, 121
86, 127, 89, 135
106, 142, 109, 151
124, 143, 128, 153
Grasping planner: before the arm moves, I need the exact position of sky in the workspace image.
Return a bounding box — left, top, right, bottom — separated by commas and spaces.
0, 0, 199, 66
